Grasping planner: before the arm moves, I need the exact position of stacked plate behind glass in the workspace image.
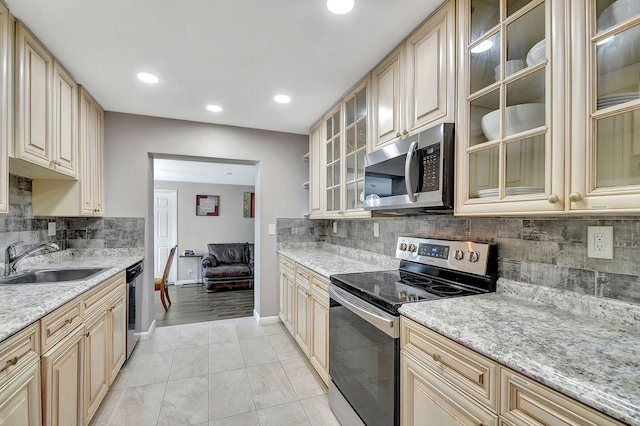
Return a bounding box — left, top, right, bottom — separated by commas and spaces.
597, 92, 640, 109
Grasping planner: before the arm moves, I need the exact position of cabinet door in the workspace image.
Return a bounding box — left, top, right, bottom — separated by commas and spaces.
0, 360, 41, 426
309, 121, 323, 218
84, 310, 108, 423
405, 0, 454, 133
15, 22, 53, 168
568, 1, 640, 213
324, 104, 342, 216
52, 61, 77, 177
309, 284, 329, 386
42, 325, 85, 426
108, 289, 127, 384
342, 79, 368, 215
371, 46, 404, 150
0, 2, 9, 213
455, 0, 566, 215
401, 353, 497, 426
294, 277, 311, 356
79, 87, 105, 216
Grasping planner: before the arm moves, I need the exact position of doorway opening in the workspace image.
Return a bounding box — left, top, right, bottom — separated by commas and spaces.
151, 154, 258, 327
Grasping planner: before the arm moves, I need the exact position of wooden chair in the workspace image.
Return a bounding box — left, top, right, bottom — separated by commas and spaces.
155, 245, 177, 311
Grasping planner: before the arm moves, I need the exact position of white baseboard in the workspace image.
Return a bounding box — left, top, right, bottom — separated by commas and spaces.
254, 309, 280, 325
136, 319, 156, 340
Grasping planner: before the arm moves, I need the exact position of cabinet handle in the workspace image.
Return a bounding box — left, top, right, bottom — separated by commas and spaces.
548, 194, 559, 204
396, 132, 401, 138
0, 356, 18, 372
432, 353, 441, 362
107, 305, 115, 312
569, 192, 582, 202
84, 332, 90, 337
403, 130, 409, 135
64, 318, 73, 325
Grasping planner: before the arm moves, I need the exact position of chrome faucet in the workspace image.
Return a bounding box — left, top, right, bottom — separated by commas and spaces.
4, 242, 60, 277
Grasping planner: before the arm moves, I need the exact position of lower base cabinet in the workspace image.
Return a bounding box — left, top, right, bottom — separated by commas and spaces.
400, 317, 625, 426
41, 325, 85, 426
0, 360, 42, 426
278, 255, 329, 386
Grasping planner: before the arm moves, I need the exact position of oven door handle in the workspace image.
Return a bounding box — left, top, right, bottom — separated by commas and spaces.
330, 286, 399, 338
404, 140, 418, 203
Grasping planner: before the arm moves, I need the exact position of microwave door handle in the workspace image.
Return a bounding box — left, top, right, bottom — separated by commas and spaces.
405, 140, 418, 202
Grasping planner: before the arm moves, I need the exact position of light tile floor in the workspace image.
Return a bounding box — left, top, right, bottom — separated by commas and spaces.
90, 317, 341, 426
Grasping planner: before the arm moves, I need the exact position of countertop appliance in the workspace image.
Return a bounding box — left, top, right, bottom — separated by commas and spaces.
363, 123, 454, 214
125, 261, 143, 359
328, 236, 498, 426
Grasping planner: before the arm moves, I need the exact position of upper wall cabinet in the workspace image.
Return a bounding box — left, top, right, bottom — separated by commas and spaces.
370, 0, 455, 151
13, 21, 77, 179
323, 77, 370, 218
569, 0, 640, 213
455, 0, 567, 215
0, 2, 10, 214
308, 120, 323, 218
456, 0, 640, 215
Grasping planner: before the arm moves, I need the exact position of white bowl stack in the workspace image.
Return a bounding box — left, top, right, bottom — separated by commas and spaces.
526, 39, 546, 66
494, 59, 527, 81
481, 103, 545, 141
598, 0, 640, 31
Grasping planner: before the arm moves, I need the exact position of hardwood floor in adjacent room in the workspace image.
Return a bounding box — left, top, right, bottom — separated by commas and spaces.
154, 284, 254, 327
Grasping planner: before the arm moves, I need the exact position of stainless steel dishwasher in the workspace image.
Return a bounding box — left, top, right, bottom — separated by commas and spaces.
125, 261, 143, 358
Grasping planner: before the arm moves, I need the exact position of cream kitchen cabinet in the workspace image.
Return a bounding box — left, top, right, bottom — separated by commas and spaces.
13, 21, 77, 180
82, 271, 126, 423
32, 85, 105, 216
0, 323, 41, 426
308, 120, 323, 218
277, 255, 330, 385
456, 0, 640, 215
322, 77, 371, 218
0, 1, 9, 214
370, 0, 455, 151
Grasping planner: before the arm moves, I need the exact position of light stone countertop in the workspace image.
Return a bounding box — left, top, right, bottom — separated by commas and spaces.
277, 242, 399, 278
399, 279, 640, 426
0, 248, 144, 343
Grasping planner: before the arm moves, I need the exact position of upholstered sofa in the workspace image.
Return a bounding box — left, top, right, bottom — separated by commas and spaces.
201, 243, 254, 292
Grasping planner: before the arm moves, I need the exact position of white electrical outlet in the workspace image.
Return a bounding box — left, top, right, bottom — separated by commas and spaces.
587, 226, 613, 259
187, 269, 193, 275
373, 222, 380, 237
333, 221, 338, 233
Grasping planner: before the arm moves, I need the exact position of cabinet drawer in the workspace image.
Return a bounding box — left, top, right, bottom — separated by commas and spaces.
500, 368, 625, 426
40, 297, 83, 353
400, 317, 498, 411
309, 271, 329, 293
295, 265, 311, 285
83, 271, 125, 318
0, 322, 40, 388
278, 255, 295, 277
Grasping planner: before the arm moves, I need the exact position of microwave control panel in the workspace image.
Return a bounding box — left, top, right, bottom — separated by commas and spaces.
420, 144, 440, 192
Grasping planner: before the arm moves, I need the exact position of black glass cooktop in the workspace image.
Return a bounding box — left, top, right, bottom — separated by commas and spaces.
330, 268, 486, 314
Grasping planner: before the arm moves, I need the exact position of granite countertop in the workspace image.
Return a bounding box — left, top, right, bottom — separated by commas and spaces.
399, 279, 640, 426
0, 248, 144, 343
277, 242, 399, 277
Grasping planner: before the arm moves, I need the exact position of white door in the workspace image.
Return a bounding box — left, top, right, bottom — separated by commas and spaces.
154, 189, 177, 284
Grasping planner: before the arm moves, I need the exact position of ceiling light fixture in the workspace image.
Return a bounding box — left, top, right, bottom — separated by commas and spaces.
470, 39, 493, 54
206, 104, 223, 112
327, 0, 354, 14
274, 95, 291, 104
137, 72, 159, 84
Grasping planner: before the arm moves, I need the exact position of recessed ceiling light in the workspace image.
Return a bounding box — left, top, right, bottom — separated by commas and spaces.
327, 0, 354, 14
206, 104, 223, 112
137, 72, 159, 84
471, 39, 493, 54
274, 95, 291, 104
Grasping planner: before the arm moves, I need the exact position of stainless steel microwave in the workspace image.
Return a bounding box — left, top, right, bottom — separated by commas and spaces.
363, 123, 454, 214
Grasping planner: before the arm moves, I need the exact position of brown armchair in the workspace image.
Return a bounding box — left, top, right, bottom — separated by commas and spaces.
201, 243, 254, 292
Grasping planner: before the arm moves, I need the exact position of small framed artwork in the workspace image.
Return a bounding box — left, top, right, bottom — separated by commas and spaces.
196, 195, 219, 216
243, 192, 255, 218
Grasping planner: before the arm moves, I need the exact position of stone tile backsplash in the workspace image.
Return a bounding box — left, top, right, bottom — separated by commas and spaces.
277, 216, 640, 305
1, 175, 144, 261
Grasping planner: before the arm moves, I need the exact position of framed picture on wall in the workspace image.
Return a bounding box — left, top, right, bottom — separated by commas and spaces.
243, 192, 255, 218
196, 195, 219, 216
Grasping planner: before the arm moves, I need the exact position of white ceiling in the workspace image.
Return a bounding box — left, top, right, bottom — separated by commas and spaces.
154, 158, 257, 186
6, 0, 442, 136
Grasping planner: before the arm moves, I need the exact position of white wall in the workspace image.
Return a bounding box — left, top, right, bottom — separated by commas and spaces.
154, 180, 255, 281
104, 112, 308, 331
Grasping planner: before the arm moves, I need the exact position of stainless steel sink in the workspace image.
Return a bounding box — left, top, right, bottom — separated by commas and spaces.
0, 268, 109, 285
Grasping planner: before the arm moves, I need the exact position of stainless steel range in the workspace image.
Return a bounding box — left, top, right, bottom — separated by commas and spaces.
328, 237, 498, 426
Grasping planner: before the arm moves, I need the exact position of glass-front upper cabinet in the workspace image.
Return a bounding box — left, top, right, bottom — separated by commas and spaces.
324, 104, 342, 216
456, 0, 566, 215
569, 0, 640, 212
343, 81, 368, 213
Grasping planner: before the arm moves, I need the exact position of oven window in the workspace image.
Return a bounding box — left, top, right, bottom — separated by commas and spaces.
329, 300, 398, 426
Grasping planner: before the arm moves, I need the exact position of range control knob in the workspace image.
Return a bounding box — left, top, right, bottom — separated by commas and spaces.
408, 244, 417, 253
468, 251, 480, 263
454, 249, 464, 260
399, 243, 407, 251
